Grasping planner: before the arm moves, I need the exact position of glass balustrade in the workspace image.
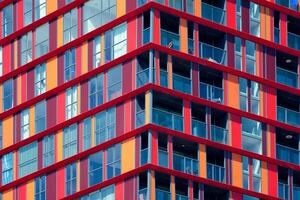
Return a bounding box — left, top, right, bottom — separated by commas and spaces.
140, 148, 148, 165
199, 42, 227, 65
274, 27, 280, 44
143, 28, 150, 44
211, 125, 228, 144
288, 32, 300, 50
278, 182, 289, 200
160, 70, 168, 88
277, 144, 299, 165
294, 186, 300, 200
200, 82, 224, 104
207, 163, 225, 182
277, 106, 300, 127
176, 194, 189, 200
276, 0, 298, 11
137, 68, 150, 88
192, 119, 207, 139
173, 153, 199, 175
136, 110, 145, 128
152, 108, 183, 131
161, 29, 180, 50
173, 73, 191, 94
156, 189, 171, 200
276, 67, 298, 88
201, 2, 226, 25
138, 188, 148, 200
188, 38, 194, 54
158, 149, 169, 167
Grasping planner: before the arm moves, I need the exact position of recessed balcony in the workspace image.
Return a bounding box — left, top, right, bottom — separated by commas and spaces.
276, 51, 298, 88
201, 0, 226, 25
277, 91, 300, 127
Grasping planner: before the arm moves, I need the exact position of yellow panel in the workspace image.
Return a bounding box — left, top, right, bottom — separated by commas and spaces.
56, 130, 63, 162
180, 19, 188, 53
3, 116, 13, 148
91, 117, 95, 147
47, 0, 57, 14
121, 138, 135, 173
29, 106, 35, 136
46, 57, 57, 90
76, 161, 80, 192
261, 161, 268, 194
81, 42, 88, 74
57, 16, 63, 47
116, 0, 125, 17
145, 91, 150, 123
2, 189, 13, 199
199, 144, 206, 178
26, 180, 35, 200
14, 40, 18, 70
232, 153, 242, 187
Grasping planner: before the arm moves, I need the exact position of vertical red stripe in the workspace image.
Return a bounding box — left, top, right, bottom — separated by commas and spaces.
57, 0, 65, 9
103, 151, 107, 180
168, 135, 173, 168
17, 0, 24, 30
183, 100, 191, 135
152, 131, 158, 165
124, 177, 136, 200
227, 35, 235, 68
2, 44, 11, 74
153, 10, 160, 44
136, 15, 142, 48
115, 182, 124, 200
241, 1, 250, 33
87, 39, 93, 71
27, 69, 35, 100
279, 13, 287, 46
32, 30, 35, 59
57, 92, 66, 124
47, 96, 57, 127
57, 54, 65, 85
188, 180, 193, 200
116, 104, 124, 137
227, 0, 236, 29
21, 73, 27, 103
76, 47, 81, 77
130, 99, 135, 130
49, 20, 58, 51
17, 184, 26, 200
56, 168, 65, 199
47, 172, 57, 200
123, 60, 133, 94
80, 158, 88, 190
126, 0, 137, 13
135, 137, 140, 167
77, 7, 82, 38
127, 18, 137, 52
231, 114, 241, 148
249, 158, 253, 191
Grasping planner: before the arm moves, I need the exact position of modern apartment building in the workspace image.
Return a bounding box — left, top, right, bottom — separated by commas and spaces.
0, 0, 299, 199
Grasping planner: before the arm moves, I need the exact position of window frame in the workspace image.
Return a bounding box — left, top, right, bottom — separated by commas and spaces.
42, 135, 54, 167
63, 124, 78, 159
65, 163, 77, 195
35, 23, 49, 58
64, 48, 76, 82
88, 74, 104, 109
66, 86, 78, 120
35, 63, 46, 96
21, 32, 33, 65
83, 118, 92, 151
3, 79, 14, 111
35, 175, 46, 200
106, 144, 121, 179
63, 8, 78, 44
34, 0, 46, 21
21, 109, 30, 140
106, 65, 122, 101
2, 4, 13, 37
88, 151, 103, 186
35, 100, 46, 133
2, 153, 13, 184
18, 142, 38, 178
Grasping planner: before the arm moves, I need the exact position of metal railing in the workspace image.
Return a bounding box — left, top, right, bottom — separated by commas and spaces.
176, 194, 189, 200
277, 106, 300, 127
211, 125, 228, 144
276, 66, 298, 88
278, 182, 289, 200
156, 189, 171, 200
192, 119, 207, 139
199, 42, 227, 65
138, 188, 148, 200
136, 110, 145, 128
161, 29, 180, 50
137, 68, 150, 88
200, 82, 223, 104
173, 73, 191, 94
277, 144, 299, 165
288, 32, 300, 50
158, 149, 169, 167
207, 163, 225, 183
152, 108, 183, 131
173, 153, 199, 175
201, 2, 226, 25
294, 186, 300, 200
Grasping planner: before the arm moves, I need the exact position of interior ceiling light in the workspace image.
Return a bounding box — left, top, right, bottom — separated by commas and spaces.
285, 134, 293, 139
285, 58, 292, 63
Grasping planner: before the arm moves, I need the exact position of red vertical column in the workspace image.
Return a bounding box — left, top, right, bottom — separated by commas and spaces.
168, 135, 173, 169
226, 0, 236, 29
17, 0, 24, 30
153, 10, 160, 44
152, 131, 158, 165
183, 100, 191, 135
188, 180, 193, 200
280, 13, 287, 46
241, 1, 250, 34
194, 23, 199, 57
80, 158, 88, 190
155, 51, 160, 85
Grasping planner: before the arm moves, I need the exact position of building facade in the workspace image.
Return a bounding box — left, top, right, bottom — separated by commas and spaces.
0, 0, 299, 199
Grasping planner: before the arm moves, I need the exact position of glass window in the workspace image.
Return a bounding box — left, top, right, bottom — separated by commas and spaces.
66, 0, 74, 3
43, 135, 54, 167
236, 0, 242, 31
102, 185, 115, 200
106, 144, 121, 179
94, 36, 101, 67
21, 109, 30, 140
252, 159, 261, 192
66, 86, 77, 120
63, 124, 78, 159
186, 0, 194, 14
63, 9, 78, 44
235, 37, 242, 70
21, 32, 32, 65
242, 117, 262, 154
239, 78, 248, 111
239, 78, 260, 114
18, 142, 38, 177
250, 3, 260, 37
245, 40, 256, 75
107, 65, 122, 101
24, 0, 33, 26
88, 151, 103, 186
82, 0, 116, 34
66, 163, 77, 195
35, 176, 46, 200
89, 74, 103, 109
35, 63, 46, 96
2, 4, 13, 37
2, 153, 13, 184
3, 79, 13, 111
83, 118, 92, 151
95, 107, 116, 145
35, 100, 46, 133
34, 0, 46, 20
35, 23, 49, 58
64, 48, 76, 82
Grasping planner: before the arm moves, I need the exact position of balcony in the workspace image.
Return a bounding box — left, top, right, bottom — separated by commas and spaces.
188, 38, 194, 54
156, 189, 171, 200
158, 149, 169, 167
288, 31, 300, 50
192, 119, 207, 138
199, 42, 227, 65
207, 163, 225, 183
278, 182, 289, 200
200, 82, 223, 104
211, 125, 228, 144
277, 144, 299, 165
176, 194, 188, 200
152, 108, 183, 131
276, 0, 298, 11
173, 153, 199, 175
201, 2, 226, 25
277, 106, 300, 127
161, 29, 180, 50
173, 73, 191, 94
276, 66, 298, 88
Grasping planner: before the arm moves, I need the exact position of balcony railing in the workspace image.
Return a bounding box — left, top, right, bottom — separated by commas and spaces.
139, 188, 148, 200
137, 68, 150, 88
136, 110, 145, 128
211, 125, 228, 144
274, 27, 280, 44
161, 29, 180, 50
192, 119, 207, 139
278, 182, 289, 200
156, 189, 171, 200
207, 163, 225, 183
201, 2, 226, 25
173, 153, 199, 176
276, 67, 298, 88
160, 70, 168, 88
188, 38, 194, 54
199, 42, 227, 65
140, 148, 148, 165
143, 28, 150, 44
294, 186, 300, 200
288, 32, 300, 50
158, 149, 169, 167
173, 73, 191, 94
276, 0, 298, 11
200, 82, 223, 104
277, 144, 299, 165
153, 108, 183, 131
277, 106, 300, 127
176, 194, 189, 200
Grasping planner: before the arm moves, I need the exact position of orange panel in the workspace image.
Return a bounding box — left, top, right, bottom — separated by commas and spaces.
81, 42, 88, 74
76, 161, 80, 192
29, 106, 35, 137
195, 0, 201, 17
26, 180, 35, 200
46, 57, 57, 90
227, 74, 239, 109
231, 153, 243, 187
56, 130, 63, 162
116, 0, 125, 17
199, 144, 206, 178
265, 8, 271, 41
150, 171, 155, 200
57, 16, 63, 48
47, 0, 57, 14
3, 116, 13, 148
2, 189, 13, 199
180, 18, 188, 53
260, 7, 266, 39
167, 55, 172, 89
17, 75, 21, 105
121, 138, 135, 173
171, 176, 175, 200
261, 161, 268, 194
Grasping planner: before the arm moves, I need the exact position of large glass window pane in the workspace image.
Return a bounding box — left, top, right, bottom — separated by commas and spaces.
94, 36, 101, 67
3, 79, 13, 111
66, 86, 77, 120
83, 118, 92, 151
18, 142, 38, 177
88, 151, 103, 186
113, 23, 127, 59
35, 176, 46, 200
2, 153, 13, 184
35, 63, 46, 96
21, 32, 32, 65
66, 163, 77, 195
102, 185, 115, 200
95, 107, 116, 145
64, 48, 76, 82
242, 118, 262, 154
63, 9, 78, 44
63, 124, 78, 159
35, 23, 49, 58
107, 65, 122, 101
2, 4, 13, 37
89, 74, 103, 109
24, 0, 33, 26
43, 135, 54, 167
106, 144, 121, 179
34, 0, 46, 20
21, 109, 30, 140
35, 101, 46, 133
